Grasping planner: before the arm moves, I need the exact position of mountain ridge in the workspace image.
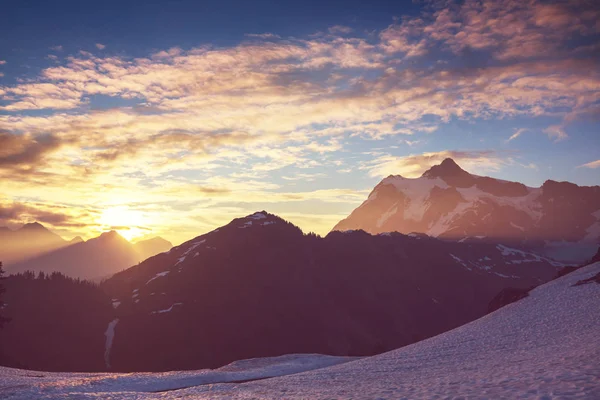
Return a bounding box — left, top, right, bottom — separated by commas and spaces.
99, 211, 563, 372
333, 158, 600, 262
6, 230, 172, 280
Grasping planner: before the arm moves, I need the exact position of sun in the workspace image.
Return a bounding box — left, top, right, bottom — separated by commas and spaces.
98, 206, 147, 241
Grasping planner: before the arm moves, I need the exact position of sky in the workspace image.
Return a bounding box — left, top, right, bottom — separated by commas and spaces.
0, 0, 599, 244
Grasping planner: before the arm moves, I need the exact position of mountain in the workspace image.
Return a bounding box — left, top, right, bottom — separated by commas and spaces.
6, 232, 172, 281
0, 222, 70, 264
2, 256, 597, 398
333, 158, 600, 262
133, 237, 173, 261
99, 211, 563, 372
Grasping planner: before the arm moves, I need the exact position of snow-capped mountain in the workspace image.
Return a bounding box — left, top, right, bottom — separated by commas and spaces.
99, 211, 564, 372
2, 260, 598, 399
333, 158, 600, 262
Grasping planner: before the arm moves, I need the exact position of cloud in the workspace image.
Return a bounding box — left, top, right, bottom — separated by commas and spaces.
506, 128, 528, 142
245, 33, 281, 39
95, 43, 106, 50
0, 132, 65, 168
0, 0, 598, 241
0, 198, 92, 229
578, 160, 600, 169
328, 25, 353, 35
0, 60, 6, 65
362, 150, 507, 178
49, 45, 63, 51
543, 125, 568, 142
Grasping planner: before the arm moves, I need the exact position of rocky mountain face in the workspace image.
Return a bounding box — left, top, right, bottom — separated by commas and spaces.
98, 212, 563, 372
0, 222, 70, 264
6, 231, 172, 281
333, 158, 600, 262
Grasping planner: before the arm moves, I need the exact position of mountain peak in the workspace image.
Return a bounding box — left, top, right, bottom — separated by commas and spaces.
70, 236, 84, 244
422, 158, 469, 179
20, 221, 47, 231
98, 230, 126, 241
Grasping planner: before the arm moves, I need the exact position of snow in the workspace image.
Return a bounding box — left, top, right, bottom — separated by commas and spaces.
2, 265, 599, 398
150, 303, 183, 314
146, 271, 170, 285
111, 301, 121, 309
0, 354, 356, 398
376, 204, 398, 228
449, 253, 471, 270
238, 221, 253, 228
380, 175, 449, 222
103, 319, 119, 369
497, 243, 529, 257
179, 262, 600, 398
262, 221, 276, 226
584, 209, 600, 241
510, 221, 526, 231
174, 240, 206, 267
248, 212, 267, 220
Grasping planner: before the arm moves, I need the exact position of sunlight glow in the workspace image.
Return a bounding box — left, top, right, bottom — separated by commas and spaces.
98, 206, 147, 241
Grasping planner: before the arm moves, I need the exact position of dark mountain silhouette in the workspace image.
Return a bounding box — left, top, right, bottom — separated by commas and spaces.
0, 222, 70, 264
333, 158, 600, 262
6, 232, 172, 281
98, 211, 564, 372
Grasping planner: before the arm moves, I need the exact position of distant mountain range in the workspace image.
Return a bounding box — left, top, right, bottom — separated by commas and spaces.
333, 158, 600, 262
2, 223, 172, 280
0, 222, 71, 264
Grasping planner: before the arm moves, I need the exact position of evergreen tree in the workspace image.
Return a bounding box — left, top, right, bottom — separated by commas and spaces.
0, 261, 9, 329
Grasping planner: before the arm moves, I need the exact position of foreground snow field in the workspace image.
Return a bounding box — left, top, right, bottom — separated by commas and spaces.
0, 354, 357, 399
1, 263, 599, 399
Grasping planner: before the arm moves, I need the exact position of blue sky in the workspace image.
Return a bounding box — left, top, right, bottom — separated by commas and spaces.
0, 0, 599, 242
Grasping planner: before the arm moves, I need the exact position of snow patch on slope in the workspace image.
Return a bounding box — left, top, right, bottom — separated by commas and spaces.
151, 303, 183, 314
104, 319, 119, 369
146, 271, 170, 285
380, 176, 449, 222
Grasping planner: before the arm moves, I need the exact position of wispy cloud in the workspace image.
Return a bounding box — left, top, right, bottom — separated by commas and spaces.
578, 160, 600, 169
328, 25, 353, 35
95, 43, 106, 50
506, 128, 528, 143
543, 125, 568, 142
361, 150, 507, 178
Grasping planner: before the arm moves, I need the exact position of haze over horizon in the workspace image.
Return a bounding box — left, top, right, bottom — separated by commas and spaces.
1, 0, 599, 244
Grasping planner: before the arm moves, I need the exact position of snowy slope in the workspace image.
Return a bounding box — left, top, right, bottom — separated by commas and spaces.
1, 263, 598, 399
181, 262, 600, 399
0, 354, 356, 399
333, 158, 600, 262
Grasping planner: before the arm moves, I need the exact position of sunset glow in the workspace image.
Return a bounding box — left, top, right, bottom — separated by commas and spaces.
0, 0, 598, 245
98, 207, 148, 241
